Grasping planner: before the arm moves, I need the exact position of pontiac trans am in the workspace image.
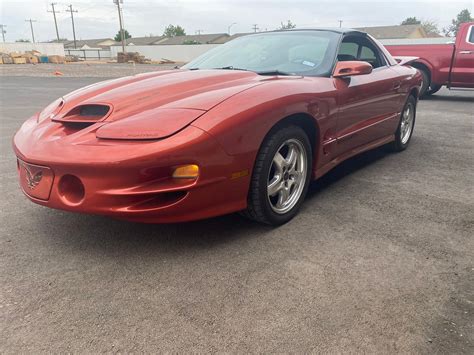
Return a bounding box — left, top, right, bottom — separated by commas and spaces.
13, 28, 421, 225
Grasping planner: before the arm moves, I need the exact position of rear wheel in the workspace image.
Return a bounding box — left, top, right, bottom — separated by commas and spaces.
426, 84, 442, 96
417, 67, 430, 98
390, 95, 416, 152
244, 125, 312, 225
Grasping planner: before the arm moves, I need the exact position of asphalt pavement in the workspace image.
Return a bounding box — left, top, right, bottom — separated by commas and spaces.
1, 76, 473, 353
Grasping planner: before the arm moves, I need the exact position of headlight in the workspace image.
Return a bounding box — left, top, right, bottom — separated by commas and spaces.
38, 98, 64, 123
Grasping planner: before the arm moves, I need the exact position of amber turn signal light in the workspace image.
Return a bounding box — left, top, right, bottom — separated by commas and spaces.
172, 164, 200, 179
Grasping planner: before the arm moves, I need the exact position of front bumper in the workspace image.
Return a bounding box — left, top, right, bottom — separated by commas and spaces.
13, 118, 252, 223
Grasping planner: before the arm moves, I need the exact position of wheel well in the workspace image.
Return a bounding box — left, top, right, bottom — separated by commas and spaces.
409, 87, 419, 99
268, 113, 319, 156
411, 62, 431, 83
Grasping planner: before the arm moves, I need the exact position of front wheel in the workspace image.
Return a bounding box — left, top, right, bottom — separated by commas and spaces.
390, 96, 416, 152
243, 125, 312, 225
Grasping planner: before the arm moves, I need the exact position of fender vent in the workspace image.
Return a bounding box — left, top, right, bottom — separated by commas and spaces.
53, 104, 111, 124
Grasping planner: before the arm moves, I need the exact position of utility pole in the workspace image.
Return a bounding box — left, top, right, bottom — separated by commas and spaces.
252, 24, 259, 33
113, 0, 125, 53
228, 22, 236, 35
65, 5, 78, 48
25, 19, 37, 43
338, 20, 343, 28
195, 29, 203, 35
48, 3, 61, 42
0, 24, 6, 43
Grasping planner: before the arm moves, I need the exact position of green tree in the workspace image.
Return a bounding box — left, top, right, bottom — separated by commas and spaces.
114, 29, 132, 42
15, 39, 30, 42
421, 20, 440, 36
444, 9, 473, 36
163, 25, 186, 37
401, 17, 421, 25
183, 39, 200, 45
278, 20, 296, 30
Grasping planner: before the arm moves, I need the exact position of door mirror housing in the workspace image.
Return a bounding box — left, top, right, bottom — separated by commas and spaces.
333, 61, 373, 78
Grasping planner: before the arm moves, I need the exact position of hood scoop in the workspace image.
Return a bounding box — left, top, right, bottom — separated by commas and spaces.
53, 104, 111, 125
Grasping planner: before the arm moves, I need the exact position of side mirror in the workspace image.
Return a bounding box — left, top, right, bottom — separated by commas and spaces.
333, 61, 373, 78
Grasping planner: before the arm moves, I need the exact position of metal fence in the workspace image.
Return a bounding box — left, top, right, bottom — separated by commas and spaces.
65, 49, 111, 60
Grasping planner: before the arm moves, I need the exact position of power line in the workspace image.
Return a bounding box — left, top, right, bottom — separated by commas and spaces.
65, 4, 78, 48
113, 0, 126, 53
25, 19, 37, 43
48, 3, 61, 42
0, 24, 6, 43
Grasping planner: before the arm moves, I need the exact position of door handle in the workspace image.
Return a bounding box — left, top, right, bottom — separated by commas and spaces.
459, 50, 473, 54
393, 81, 401, 90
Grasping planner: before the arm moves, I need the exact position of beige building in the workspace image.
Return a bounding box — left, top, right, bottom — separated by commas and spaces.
355, 24, 441, 39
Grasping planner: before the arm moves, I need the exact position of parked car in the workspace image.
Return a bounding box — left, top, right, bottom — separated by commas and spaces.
13, 28, 421, 225
385, 22, 474, 97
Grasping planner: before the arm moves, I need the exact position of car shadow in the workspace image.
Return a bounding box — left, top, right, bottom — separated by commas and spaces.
424, 94, 474, 103
307, 144, 391, 199
38, 206, 272, 255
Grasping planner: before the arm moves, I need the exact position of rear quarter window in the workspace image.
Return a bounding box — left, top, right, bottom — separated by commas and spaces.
468, 26, 474, 44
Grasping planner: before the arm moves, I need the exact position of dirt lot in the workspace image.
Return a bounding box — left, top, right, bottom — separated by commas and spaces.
0, 62, 179, 77
0, 76, 473, 353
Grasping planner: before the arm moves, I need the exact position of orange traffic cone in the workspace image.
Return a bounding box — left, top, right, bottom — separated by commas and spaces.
54, 71, 63, 76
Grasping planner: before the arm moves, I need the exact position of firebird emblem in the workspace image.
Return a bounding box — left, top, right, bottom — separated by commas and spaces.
23, 164, 43, 189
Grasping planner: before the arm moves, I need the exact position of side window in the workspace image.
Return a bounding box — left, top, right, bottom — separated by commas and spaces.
338, 42, 358, 61
360, 42, 385, 69
337, 36, 386, 68
469, 26, 474, 44
360, 46, 377, 65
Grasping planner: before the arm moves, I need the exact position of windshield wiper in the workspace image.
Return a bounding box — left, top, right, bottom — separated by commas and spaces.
256, 70, 294, 76
213, 66, 249, 71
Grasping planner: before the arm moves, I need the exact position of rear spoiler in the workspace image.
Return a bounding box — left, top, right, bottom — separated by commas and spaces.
393, 56, 419, 66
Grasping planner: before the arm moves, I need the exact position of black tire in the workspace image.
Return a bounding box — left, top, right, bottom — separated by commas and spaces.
243, 125, 312, 225
426, 84, 442, 96
390, 95, 417, 152
417, 67, 430, 98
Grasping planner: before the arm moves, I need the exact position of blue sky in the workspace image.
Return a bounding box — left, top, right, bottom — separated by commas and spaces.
0, 0, 472, 42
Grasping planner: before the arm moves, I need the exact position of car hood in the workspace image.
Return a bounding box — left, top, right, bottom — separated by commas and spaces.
60, 69, 263, 120
32, 69, 266, 140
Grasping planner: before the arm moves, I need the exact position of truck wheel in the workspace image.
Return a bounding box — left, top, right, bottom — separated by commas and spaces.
418, 68, 430, 98
426, 84, 442, 96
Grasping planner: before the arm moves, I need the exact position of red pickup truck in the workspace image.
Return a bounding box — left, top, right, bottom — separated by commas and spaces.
384, 22, 474, 97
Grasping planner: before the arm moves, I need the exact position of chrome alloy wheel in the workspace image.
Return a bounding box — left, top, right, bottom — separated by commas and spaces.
400, 102, 415, 144
267, 138, 308, 214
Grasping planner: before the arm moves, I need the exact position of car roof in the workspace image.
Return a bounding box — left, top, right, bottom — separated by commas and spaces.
263, 28, 367, 36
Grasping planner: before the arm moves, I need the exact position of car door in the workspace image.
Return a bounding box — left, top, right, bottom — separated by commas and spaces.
335, 35, 401, 156
450, 24, 474, 87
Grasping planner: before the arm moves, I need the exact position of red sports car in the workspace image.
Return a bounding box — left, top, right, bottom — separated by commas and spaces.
13, 28, 421, 225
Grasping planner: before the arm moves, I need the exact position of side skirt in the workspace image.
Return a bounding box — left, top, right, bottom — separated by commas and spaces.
313, 134, 395, 179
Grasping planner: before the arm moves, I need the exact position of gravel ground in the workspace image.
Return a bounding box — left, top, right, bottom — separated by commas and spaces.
0, 62, 179, 77
0, 77, 473, 353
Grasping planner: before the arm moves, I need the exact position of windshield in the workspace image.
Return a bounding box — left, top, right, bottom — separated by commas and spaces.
183, 30, 341, 76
